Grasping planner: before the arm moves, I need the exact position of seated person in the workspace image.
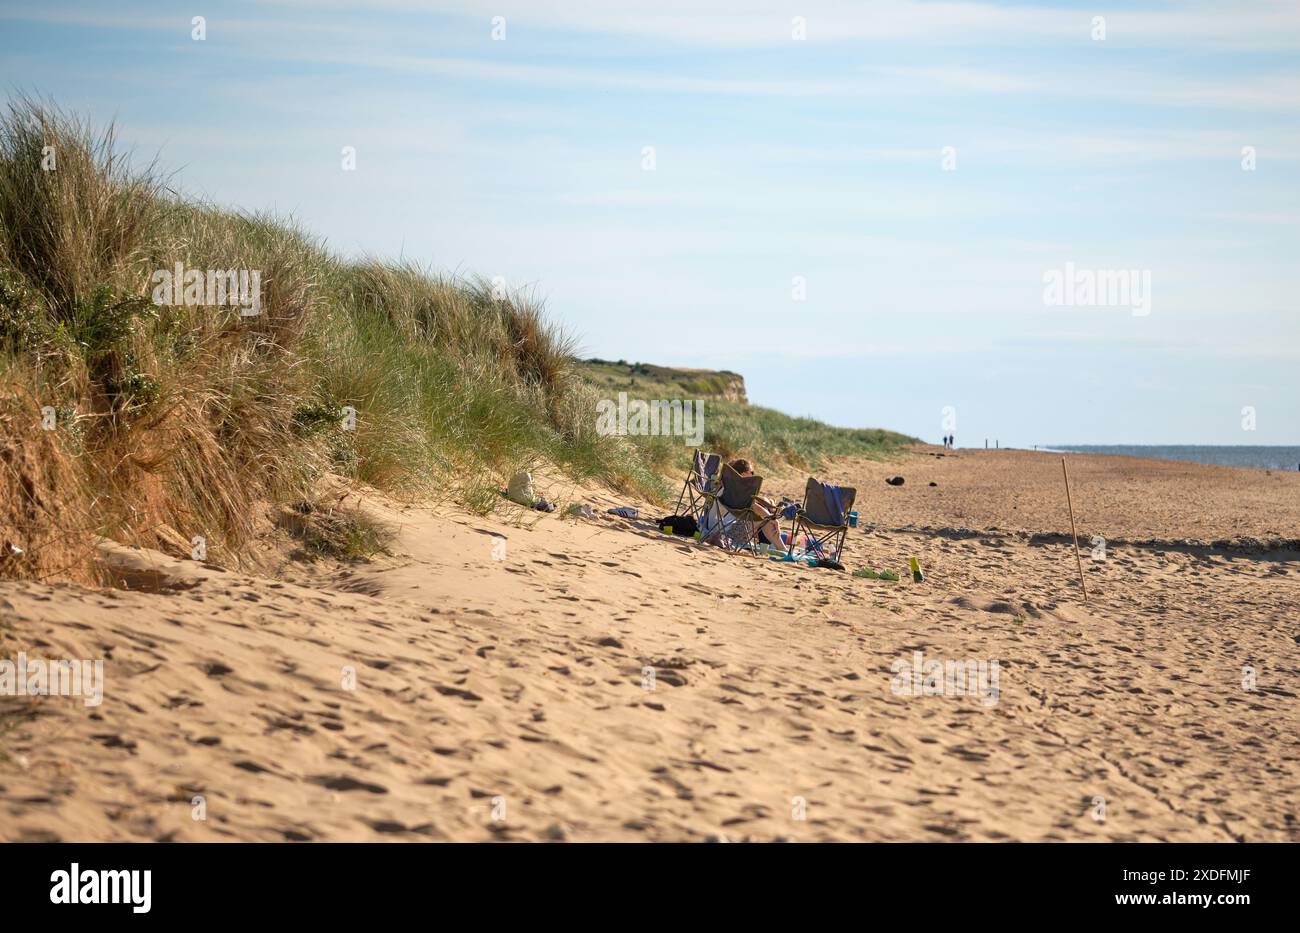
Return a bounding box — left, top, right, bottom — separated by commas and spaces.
727, 458, 785, 549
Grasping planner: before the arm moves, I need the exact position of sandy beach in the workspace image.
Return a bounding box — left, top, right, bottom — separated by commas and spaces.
1, 447, 1297, 842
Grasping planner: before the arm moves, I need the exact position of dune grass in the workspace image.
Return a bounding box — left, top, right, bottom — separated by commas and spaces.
0, 97, 661, 579
286, 503, 396, 562
582, 358, 747, 400
577, 359, 915, 473
0, 97, 911, 581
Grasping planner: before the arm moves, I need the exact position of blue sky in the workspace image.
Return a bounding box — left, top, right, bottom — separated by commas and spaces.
2, 0, 1297, 445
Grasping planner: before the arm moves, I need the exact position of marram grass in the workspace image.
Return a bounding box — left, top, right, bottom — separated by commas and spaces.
0, 97, 909, 581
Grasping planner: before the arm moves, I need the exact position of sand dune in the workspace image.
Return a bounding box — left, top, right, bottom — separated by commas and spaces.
1, 448, 1297, 841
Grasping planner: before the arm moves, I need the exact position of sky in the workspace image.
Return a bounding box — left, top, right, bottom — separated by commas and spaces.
1, 0, 1297, 445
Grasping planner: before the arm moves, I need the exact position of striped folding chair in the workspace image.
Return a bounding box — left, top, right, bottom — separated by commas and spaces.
674, 450, 721, 522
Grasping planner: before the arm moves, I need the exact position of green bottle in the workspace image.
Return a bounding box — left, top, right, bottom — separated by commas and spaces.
909, 556, 924, 583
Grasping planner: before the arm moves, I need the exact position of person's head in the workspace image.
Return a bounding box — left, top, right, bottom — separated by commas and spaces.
729, 458, 753, 476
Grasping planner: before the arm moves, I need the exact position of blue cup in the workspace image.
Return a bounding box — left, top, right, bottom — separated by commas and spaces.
848, 511, 858, 527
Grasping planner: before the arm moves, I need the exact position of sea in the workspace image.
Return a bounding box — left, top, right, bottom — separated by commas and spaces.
1048, 445, 1300, 471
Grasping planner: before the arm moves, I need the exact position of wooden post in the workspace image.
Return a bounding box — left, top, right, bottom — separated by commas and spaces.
1061, 457, 1088, 602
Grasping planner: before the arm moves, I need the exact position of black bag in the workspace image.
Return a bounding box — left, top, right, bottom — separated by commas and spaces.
655, 514, 698, 537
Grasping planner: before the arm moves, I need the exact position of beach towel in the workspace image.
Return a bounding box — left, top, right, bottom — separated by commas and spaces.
821, 485, 845, 522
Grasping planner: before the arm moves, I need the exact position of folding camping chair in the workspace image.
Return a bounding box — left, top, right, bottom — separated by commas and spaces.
787, 477, 856, 562
713, 463, 768, 553
674, 450, 722, 521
